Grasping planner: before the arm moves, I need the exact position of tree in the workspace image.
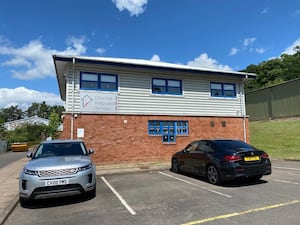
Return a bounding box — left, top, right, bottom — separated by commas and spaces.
26, 102, 50, 119
243, 46, 300, 92
294, 45, 300, 54
6, 123, 48, 143
0, 103, 64, 144
50, 105, 65, 118
47, 111, 61, 139
0, 106, 23, 122
26, 102, 64, 119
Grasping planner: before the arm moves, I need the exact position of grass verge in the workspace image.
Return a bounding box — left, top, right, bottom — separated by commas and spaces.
250, 118, 300, 160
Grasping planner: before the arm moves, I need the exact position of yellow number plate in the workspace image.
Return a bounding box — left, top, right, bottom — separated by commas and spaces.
244, 156, 260, 161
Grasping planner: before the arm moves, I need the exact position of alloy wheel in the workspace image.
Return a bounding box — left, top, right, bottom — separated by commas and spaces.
207, 165, 220, 185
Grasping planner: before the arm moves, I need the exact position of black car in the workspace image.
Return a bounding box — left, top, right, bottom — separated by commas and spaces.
171, 139, 271, 184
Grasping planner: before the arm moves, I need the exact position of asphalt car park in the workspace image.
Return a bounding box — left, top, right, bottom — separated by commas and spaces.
4, 159, 300, 225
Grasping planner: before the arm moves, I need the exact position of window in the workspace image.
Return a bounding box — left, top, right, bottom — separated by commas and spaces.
81, 73, 98, 89
148, 120, 189, 139
149, 120, 188, 143
80, 72, 118, 91
198, 141, 214, 152
210, 82, 236, 98
186, 142, 199, 151
152, 78, 182, 95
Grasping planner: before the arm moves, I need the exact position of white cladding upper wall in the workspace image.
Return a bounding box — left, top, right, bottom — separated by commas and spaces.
64, 64, 246, 117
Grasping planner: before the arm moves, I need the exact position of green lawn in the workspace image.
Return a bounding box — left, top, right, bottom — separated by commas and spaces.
249, 118, 300, 160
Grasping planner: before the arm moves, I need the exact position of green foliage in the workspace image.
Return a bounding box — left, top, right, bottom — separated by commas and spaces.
243, 47, 300, 92
0, 106, 23, 122
6, 123, 48, 143
25, 102, 64, 119
0, 102, 64, 123
0, 102, 64, 143
47, 111, 61, 139
250, 119, 300, 160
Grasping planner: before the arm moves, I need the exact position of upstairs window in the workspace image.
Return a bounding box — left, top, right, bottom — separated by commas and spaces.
80, 72, 118, 91
81, 73, 98, 89
210, 82, 236, 98
152, 78, 182, 95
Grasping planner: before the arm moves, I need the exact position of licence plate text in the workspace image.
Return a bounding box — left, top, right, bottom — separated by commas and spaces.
244, 156, 260, 161
45, 179, 69, 186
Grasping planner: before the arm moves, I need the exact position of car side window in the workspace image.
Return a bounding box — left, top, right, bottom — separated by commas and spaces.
198, 141, 214, 153
186, 142, 199, 151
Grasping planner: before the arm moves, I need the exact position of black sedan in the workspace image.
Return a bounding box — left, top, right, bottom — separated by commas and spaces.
171, 139, 271, 184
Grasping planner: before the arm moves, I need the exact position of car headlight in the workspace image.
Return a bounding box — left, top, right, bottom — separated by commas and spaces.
24, 168, 39, 176
78, 163, 92, 172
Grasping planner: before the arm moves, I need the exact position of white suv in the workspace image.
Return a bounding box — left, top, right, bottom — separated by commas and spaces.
19, 139, 96, 206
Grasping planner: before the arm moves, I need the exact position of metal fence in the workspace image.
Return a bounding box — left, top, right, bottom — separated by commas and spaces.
0, 140, 8, 153
246, 78, 300, 121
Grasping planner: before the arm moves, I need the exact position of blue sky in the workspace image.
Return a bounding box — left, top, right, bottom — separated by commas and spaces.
1, 0, 300, 109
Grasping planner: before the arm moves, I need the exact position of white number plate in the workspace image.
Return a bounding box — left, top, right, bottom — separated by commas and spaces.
45, 179, 69, 186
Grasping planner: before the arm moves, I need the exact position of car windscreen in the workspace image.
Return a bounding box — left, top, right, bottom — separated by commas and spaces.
33, 142, 88, 158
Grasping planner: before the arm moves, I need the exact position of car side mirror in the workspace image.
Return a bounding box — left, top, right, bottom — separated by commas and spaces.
183, 149, 189, 153
88, 149, 94, 155
26, 152, 33, 158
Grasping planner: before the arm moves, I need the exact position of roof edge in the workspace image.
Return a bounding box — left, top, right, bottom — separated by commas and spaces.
53, 55, 257, 78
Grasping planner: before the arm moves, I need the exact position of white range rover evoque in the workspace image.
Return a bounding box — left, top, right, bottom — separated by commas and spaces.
19, 139, 96, 206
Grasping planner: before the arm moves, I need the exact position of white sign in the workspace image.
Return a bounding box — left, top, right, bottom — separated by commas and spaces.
80, 91, 118, 112
77, 128, 84, 138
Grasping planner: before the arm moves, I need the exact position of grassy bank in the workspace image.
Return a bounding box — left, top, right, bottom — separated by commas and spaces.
249, 118, 300, 160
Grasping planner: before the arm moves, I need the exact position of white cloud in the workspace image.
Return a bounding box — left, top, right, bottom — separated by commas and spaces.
0, 36, 87, 80
0, 35, 10, 45
255, 48, 266, 54
187, 53, 232, 71
0, 87, 63, 110
96, 48, 106, 55
229, 48, 239, 56
243, 37, 256, 46
292, 9, 300, 18
230, 37, 265, 55
260, 7, 269, 15
150, 54, 160, 62
282, 38, 300, 55
112, 0, 148, 16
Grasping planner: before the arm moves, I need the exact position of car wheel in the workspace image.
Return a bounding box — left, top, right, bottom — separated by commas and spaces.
171, 159, 180, 173
207, 165, 221, 185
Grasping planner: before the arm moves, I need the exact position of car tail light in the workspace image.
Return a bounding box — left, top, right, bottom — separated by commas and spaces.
262, 153, 269, 159
224, 155, 242, 162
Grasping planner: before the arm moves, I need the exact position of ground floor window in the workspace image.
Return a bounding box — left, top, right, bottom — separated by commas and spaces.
148, 120, 188, 143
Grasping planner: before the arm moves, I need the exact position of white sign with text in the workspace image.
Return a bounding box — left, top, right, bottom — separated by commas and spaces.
80, 91, 118, 112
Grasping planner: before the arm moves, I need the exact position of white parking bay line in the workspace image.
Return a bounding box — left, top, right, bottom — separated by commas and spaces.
101, 176, 136, 215
158, 171, 232, 198
270, 178, 300, 185
273, 166, 300, 171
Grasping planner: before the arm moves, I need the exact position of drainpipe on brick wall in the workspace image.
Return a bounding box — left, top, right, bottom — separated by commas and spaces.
70, 57, 75, 139
240, 82, 247, 142
243, 116, 247, 142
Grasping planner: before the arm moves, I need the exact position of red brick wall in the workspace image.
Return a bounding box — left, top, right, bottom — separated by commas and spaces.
60, 114, 250, 165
